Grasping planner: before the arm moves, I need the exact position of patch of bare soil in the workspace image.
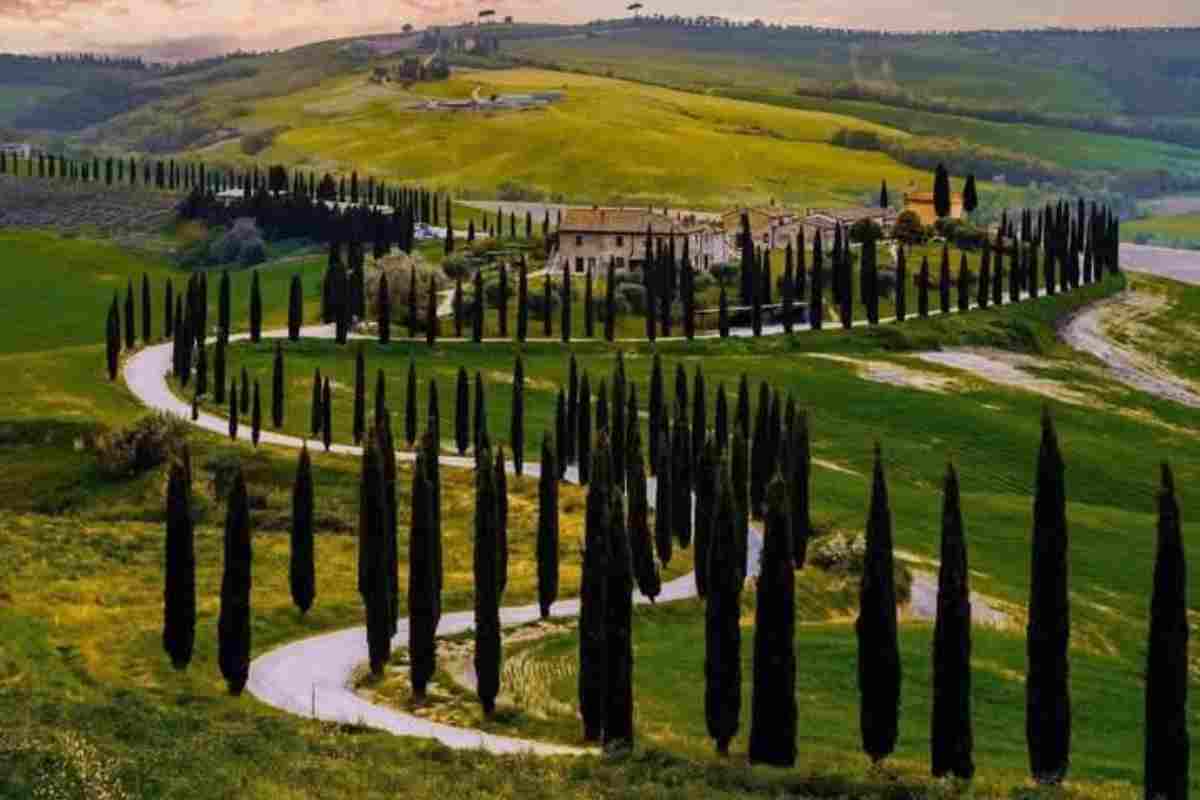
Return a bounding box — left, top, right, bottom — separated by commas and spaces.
905, 568, 1013, 629
1060, 291, 1200, 408
915, 348, 1095, 406
808, 353, 959, 394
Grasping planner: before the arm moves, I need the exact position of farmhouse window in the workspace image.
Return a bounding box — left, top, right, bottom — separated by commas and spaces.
575, 235, 583, 246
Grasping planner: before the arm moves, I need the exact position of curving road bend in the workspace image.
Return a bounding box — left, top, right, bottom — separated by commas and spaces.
125, 327, 747, 756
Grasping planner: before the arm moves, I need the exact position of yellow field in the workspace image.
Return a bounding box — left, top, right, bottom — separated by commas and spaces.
192, 67, 934, 209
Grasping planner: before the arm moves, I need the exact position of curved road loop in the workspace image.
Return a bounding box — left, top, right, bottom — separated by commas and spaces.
125, 251, 1200, 756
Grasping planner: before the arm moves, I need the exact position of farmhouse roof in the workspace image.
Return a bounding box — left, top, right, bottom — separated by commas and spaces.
559, 208, 680, 234
804, 206, 898, 225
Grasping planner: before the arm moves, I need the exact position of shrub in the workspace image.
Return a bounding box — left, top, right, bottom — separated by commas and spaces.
934, 218, 988, 251
616, 282, 647, 314
240, 126, 286, 156
93, 413, 189, 477
849, 218, 884, 244
809, 531, 911, 602
893, 211, 928, 245
210, 218, 265, 266
365, 251, 442, 318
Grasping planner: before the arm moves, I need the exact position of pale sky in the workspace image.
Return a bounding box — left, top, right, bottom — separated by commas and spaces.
1, 0, 1198, 58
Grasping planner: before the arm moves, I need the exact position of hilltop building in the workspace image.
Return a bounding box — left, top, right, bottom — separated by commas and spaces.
904, 191, 964, 226
555, 207, 729, 275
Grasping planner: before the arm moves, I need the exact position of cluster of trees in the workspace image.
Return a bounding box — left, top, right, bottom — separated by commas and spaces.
161, 340, 1189, 794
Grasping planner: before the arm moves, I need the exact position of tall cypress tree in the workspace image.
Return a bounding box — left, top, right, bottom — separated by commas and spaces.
124, 279, 136, 349
288, 274, 303, 341
957, 252, 970, 313
939, 244, 951, 315
290, 444, 315, 616
933, 163, 951, 219
750, 381, 771, 518
692, 367, 706, 480
409, 449, 439, 700
584, 265, 595, 338
494, 447, 509, 597
706, 459, 742, 755
543, 268, 553, 338
164, 277, 175, 340
310, 368, 322, 437
498, 261, 509, 339
517, 258, 529, 343
251, 380, 262, 447
537, 435, 560, 618
693, 436, 717, 597
272, 343, 284, 428
555, 389, 568, 480
218, 466, 252, 695
605, 257, 617, 342
579, 434, 611, 741
322, 377, 332, 452
406, 359, 418, 447
561, 266, 573, 343
474, 442, 501, 715
361, 431, 392, 675
858, 445, 901, 764
714, 383, 729, 451
1144, 462, 1189, 800
1026, 408, 1071, 784
250, 270, 262, 343
918, 257, 931, 318
931, 462, 974, 779
578, 373, 592, 486
378, 273, 391, 344
648, 354, 663, 475
978, 244, 991, 309
353, 347, 366, 445
749, 474, 796, 766
105, 297, 120, 380
228, 376, 239, 440
718, 280, 730, 338
218, 269, 231, 339
810, 231, 824, 330
627, 426, 660, 602
453, 277, 464, 338
671, 398, 692, 549
474, 371, 487, 459
511, 355, 526, 475
455, 366, 470, 455
790, 410, 812, 568
141, 273, 152, 343
604, 481, 635, 751
654, 433, 673, 567
426, 274, 437, 347
163, 448, 196, 670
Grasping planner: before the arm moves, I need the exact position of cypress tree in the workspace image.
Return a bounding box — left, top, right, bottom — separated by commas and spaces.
596, 379, 609, 436
957, 253, 970, 313
406, 359, 418, 447
993, 244, 1004, 306
612, 355, 627, 482
579, 434, 611, 740
353, 347, 366, 445
537, 435, 560, 618
789, 410, 812, 568
543, 269, 553, 338
863, 234, 879, 325
647, 354, 663, 475
578, 373, 592, 485
361, 431, 392, 675
750, 381, 771, 518
228, 377, 239, 440
322, 378, 332, 452
693, 436, 717, 597
494, 446, 509, 596
561, 266, 573, 342
1026, 408, 1071, 784
163, 448, 196, 670
939, 244, 951, 315
782, 241, 795, 334
290, 444, 316, 616
1144, 462, 1189, 800
918, 257, 931, 318
250, 271, 262, 343
671, 399, 692, 548
289, 274, 303, 341
217, 269, 231, 339
472, 269, 483, 342
857, 445, 901, 764
604, 481, 635, 751
455, 367, 470, 455
105, 297, 120, 380
963, 174, 979, 215
217, 466, 252, 695
454, 277, 464, 338
584, 265, 595, 338
555, 389, 568, 480
141, 273, 152, 343
731, 427, 750, 582
932, 462, 974, 779
409, 449, 439, 699
272, 343, 284, 428
605, 257, 617, 342
375, 368, 387, 429
749, 474, 796, 766
473, 442, 501, 715
627, 427, 660, 602
692, 367, 706, 479
240, 367, 249, 415
933, 163, 951, 219
714, 383, 729, 451
212, 334, 226, 404
498, 261, 509, 339
125, 279, 136, 349
502, 353, 522, 474
426, 274, 437, 346
517, 258, 529, 342
310, 368, 322, 437
654, 432, 673, 566
810, 231, 824, 330
718, 280, 730, 338
978, 244, 991, 309
567, 354, 579, 466
378, 273, 391, 344
706, 459, 742, 755
251, 380, 262, 447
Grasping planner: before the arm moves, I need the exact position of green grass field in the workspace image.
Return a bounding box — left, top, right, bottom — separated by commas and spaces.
185, 67, 937, 209
0, 84, 70, 125
3, 223, 1199, 798
1123, 213, 1200, 247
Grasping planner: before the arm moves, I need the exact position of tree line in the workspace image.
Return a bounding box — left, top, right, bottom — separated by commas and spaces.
160, 346, 1188, 794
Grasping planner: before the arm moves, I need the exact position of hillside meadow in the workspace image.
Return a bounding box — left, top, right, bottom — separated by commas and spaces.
186, 67, 937, 209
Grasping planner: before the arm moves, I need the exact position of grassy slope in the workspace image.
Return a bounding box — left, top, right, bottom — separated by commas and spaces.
0, 84, 70, 125
506, 30, 1200, 178
3, 223, 1197, 797
186, 67, 934, 209
1123, 213, 1200, 247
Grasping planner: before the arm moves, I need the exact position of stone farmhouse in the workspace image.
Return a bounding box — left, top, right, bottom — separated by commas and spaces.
554, 208, 729, 275
904, 191, 964, 226
720, 205, 799, 249
797, 206, 899, 242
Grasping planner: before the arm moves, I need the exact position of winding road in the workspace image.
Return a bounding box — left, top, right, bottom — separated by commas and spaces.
121, 249, 1200, 757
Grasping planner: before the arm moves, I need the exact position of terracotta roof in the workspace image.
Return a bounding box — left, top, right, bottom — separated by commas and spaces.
559, 208, 678, 233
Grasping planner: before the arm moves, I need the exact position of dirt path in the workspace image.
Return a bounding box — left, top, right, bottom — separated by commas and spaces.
1059, 291, 1200, 408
